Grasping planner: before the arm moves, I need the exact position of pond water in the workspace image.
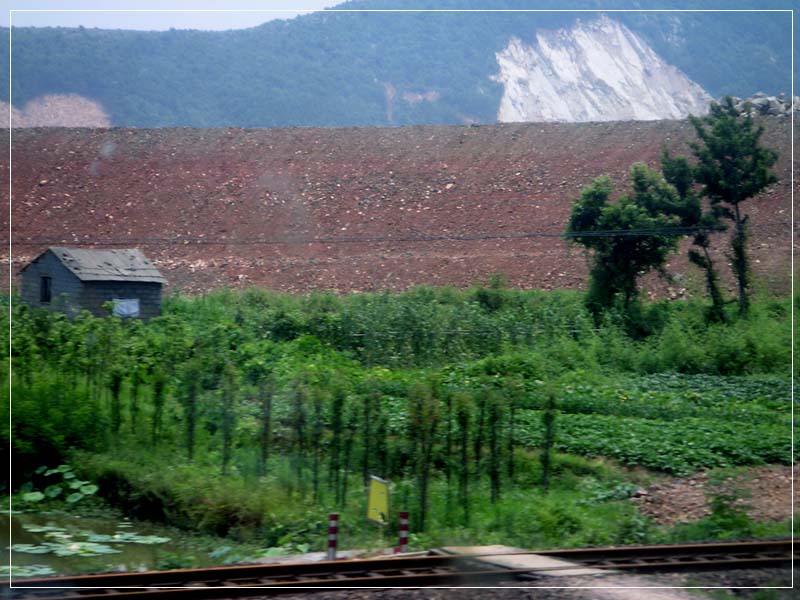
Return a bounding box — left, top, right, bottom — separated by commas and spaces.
4, 509, 241, 578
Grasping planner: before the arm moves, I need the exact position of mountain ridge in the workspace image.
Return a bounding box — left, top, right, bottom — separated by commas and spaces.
3, 0, 793, 127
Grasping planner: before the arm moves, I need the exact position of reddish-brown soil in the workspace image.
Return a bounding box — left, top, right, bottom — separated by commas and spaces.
3, 118, 794, 294
632, 465, 797, 527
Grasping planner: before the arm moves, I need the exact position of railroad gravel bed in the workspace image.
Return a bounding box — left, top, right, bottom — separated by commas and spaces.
263, 567, 794, 600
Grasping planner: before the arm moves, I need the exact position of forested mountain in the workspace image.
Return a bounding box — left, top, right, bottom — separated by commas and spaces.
3, 0, 793, 127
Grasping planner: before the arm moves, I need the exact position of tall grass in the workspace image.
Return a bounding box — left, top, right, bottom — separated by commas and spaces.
159, 286, 790, 374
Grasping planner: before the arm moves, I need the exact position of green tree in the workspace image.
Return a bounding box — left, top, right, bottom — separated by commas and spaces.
661, 149, 727, 323
310, 385, 326, 501
290, 374, 309, 492
220, 362, 237, 476
108, 367, 124, 438
338, 400, 358, 507
540, 390, 557, 493
408, 380, 440, 532
689, 97, 778, 316
328, 384, 346, 498
180, 357, 202, 461
566, 164, 689, 324
453, 391, 473, 527
258, 376, 274, 478
150, 368, 167, 447
505, 376, 523, 481
485, 388, 504, 504
360, 383, 380, 486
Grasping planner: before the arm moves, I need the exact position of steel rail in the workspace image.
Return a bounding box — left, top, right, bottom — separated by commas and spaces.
8, 539, 795, 599
431, 538, 795, 564
12, 555, 475, 587
440, 538, 795, 573
8, 560, 509, 599
8, 571, 514, 599
533, 538, 794, 561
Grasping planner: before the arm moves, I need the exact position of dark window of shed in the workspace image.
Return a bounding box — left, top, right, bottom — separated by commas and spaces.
40, 276, 52, 303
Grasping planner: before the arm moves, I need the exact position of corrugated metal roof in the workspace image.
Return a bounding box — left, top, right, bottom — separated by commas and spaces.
46, 247, 165, 283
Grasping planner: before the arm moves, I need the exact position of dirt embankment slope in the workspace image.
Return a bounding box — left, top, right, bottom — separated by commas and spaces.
3, 119, 794, 294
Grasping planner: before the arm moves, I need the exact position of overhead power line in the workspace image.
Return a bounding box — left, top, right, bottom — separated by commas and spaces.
3, 224, 765, 248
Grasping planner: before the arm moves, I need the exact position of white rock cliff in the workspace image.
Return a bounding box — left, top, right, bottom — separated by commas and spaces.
493, 16, 711, 123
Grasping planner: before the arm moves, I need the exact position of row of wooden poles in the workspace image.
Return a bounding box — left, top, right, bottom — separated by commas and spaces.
327, 512, 410, 560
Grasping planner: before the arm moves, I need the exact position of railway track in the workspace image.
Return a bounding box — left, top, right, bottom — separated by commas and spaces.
529, 538, 795, 572
8, 538, 795, 599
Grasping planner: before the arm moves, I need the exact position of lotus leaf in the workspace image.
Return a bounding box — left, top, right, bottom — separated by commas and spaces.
87, 532, 170, 544
66, 492, 84, 503
11, 540, 123, 557
210, 545, 232, 559
72, 529, 95, 538
51, 541, 121, 556
131, 535, 171, 544
21, 524, 67, 533
22, 492, 45, 503
6, 564, 56, 578
44, 485, 63, 498
80, 484, 99, 495
261, 547, 290, 557
9, 543, 53, 554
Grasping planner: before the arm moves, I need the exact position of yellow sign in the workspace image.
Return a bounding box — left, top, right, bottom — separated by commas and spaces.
366, 476, 389, 525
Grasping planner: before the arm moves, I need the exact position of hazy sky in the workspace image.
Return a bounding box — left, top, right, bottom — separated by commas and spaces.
4, 1, 341, 31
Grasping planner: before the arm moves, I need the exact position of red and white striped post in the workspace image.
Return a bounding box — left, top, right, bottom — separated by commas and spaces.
397, 511, 409, 554
327, 513, 339, 561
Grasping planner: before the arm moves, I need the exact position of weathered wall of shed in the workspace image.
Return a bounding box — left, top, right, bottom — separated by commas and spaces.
20, 251, 83, 315
81, 281, 162, 319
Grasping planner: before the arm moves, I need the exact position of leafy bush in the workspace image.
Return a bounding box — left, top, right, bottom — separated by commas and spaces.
6, 376, 107, 481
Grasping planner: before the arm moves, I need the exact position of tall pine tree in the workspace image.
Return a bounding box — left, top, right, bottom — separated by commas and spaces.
689, 97, 778, 316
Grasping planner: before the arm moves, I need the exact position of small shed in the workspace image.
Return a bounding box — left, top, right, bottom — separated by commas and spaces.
20, 247, 165, 319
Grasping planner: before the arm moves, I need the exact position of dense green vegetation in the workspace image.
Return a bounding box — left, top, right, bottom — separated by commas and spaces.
5, 285, 792, 552
4, 0, 793, 127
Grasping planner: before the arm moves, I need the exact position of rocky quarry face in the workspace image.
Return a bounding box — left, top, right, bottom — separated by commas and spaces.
493, 15, 712, 123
